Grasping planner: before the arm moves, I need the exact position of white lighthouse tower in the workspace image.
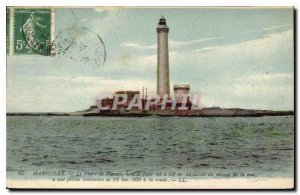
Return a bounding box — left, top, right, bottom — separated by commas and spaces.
156, 16, 170, 98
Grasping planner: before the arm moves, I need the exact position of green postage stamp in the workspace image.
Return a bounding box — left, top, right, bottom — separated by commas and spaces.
7, 7, 54, 56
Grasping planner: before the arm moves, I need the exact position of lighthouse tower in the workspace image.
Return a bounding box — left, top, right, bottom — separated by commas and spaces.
156, 16, 170, 98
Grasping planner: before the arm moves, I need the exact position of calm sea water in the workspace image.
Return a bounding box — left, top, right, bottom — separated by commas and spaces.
7, 116, 294, 179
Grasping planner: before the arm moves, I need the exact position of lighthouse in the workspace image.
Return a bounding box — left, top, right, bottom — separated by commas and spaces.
156, 16, 170, 98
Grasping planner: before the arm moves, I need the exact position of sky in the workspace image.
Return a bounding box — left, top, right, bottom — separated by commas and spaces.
7, 7, 294, 112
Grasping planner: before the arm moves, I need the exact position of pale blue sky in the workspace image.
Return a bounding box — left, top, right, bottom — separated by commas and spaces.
7, 7, 294, 112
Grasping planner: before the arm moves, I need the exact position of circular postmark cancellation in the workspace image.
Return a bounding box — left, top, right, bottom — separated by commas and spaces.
51, 26, 106, 66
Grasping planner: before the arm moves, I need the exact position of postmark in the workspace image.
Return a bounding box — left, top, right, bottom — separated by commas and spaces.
13, 8, 52, 56
52, 26, 106, 66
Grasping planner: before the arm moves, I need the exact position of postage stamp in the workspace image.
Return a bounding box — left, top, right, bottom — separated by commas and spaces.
9, 7, 54, 56
6, 7, 295, 190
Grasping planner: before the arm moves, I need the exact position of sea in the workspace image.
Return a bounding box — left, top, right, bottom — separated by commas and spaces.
6, 116, 294, 180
